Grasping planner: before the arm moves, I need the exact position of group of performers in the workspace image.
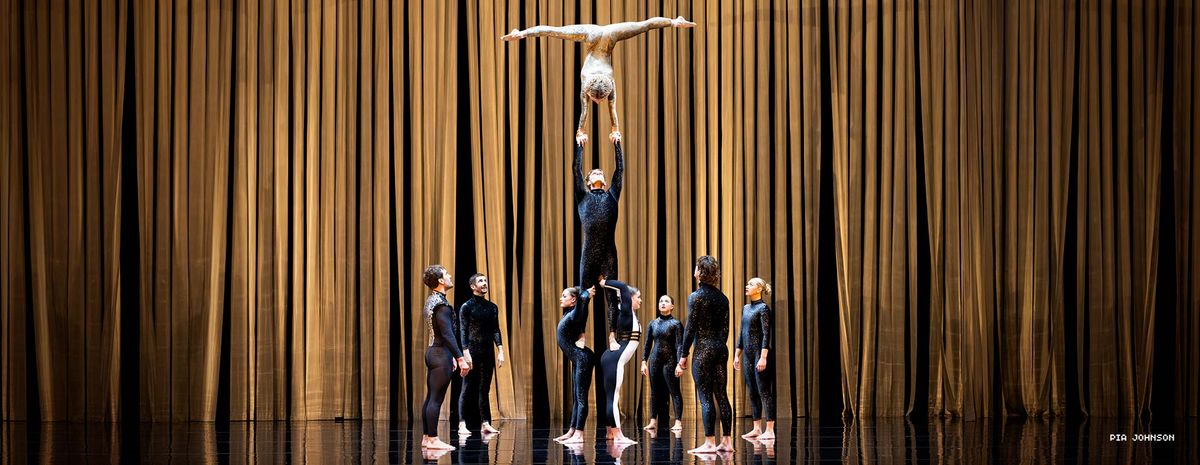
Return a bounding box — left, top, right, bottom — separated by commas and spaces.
418, 14, 777, 455
419, 267, 506, 451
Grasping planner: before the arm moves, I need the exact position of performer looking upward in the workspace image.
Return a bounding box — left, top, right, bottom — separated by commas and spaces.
734, 277, 776, 440
641, 294, 684, 432
457, 273, 505, 436
502, 16, 696, 146
555, 285, 597, 444
572, 141, 624, 290
420, 265, 470, 451
676, 255, 735, 454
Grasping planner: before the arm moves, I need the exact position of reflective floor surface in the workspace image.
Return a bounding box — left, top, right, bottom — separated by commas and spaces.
1, 416, 1195, 463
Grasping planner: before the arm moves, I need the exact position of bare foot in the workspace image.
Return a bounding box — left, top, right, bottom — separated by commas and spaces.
501, 29, 525, 41
689, 442, 720, 454
742, 428, 762, 439
562, 432, 585, 444
643, 420, 656, 431
423, 437, 456, 450
671, 420, 683, 431
672, 16, 697, 28
717, 439, 735, 452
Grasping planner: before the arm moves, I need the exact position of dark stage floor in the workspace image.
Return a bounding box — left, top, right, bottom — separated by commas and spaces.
1, 416, 1194, 463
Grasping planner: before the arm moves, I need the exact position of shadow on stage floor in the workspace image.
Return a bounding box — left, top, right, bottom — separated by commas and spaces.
0, 416, 1194, 463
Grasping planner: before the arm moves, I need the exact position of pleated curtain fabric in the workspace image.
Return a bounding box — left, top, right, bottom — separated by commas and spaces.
1, 0, 1198, 424
1175, 0, 1200, 419
828, 0, 921, 419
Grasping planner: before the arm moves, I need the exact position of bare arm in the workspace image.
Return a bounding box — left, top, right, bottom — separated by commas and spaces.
607, 90, 621, 142
576, 92, 590, 145
607, 16, 695, 42
502, 24, 600, 42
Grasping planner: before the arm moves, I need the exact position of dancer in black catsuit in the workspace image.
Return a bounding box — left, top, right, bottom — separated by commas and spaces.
736, 277, 776, 440
555, 286, 596, 444
421, 265, 470, 451
641, 294, 684, 432
457, 273, 505, 436
676, 255, 735, 453
574, 141, 623, 290
598, 278, 640, 445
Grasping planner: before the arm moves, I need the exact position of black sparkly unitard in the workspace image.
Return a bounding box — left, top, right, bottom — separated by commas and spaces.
458, 295, 503, 424
557, 289, 594, 430
574, 142, 624, 289
643, 313, 684, 425
677, 283, 733, 437
423, 291, 464, 436
737, 299, 775, 421
597, 279, 640, 429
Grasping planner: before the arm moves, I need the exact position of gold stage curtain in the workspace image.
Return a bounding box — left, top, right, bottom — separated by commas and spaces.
916, 0, 1076, 419
1, 0, 523, 422
1074, 0, 1165, 418
828, 0, 921, 418
1176, 0, 1200, 418
0, 0, 129, 421
2, 0, 1197, 424
132, 0, 234, 422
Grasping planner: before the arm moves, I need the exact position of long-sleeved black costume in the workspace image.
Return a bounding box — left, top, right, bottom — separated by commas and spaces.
574, 142, 624, 289
557, 289, 594, 430
458, 295, 503, 424
597, 279, 640, 429
737, 299, 775, 421
643, 313, 684, 424
677, 283, 733, 437
423, 291, 464, 436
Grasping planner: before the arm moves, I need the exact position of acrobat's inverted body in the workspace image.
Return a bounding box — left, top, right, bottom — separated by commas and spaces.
502, 16, 696, 145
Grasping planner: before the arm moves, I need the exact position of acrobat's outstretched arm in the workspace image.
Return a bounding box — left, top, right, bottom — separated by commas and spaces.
607, 89, 620, 144
502, 24, 600, 42
576, 92, 590, 146
608, 16, 695, 42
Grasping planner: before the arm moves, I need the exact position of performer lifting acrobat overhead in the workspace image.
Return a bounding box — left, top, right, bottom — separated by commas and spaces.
502, 16, 696, 146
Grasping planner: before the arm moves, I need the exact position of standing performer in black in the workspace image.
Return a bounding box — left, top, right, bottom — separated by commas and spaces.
574, 140, 624, 290
421, 265, 471, 451
641, 294, 684, 432
598, 278, 641, 445
457, 273, 506, 436
735, 277, 776, 440
675, 255, 735, 453
555, 285, 597, 444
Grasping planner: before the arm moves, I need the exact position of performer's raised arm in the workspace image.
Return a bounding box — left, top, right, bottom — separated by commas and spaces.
502, 24, 600, 42
610, 141, 625, 200
608, 16, 695, 41
573, 141, 588, 201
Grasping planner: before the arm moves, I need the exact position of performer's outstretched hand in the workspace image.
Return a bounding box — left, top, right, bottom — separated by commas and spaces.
609, 129, 622, 145
576, 129, 589, 146
501, 28, 526, 41
672, 16, 697, 28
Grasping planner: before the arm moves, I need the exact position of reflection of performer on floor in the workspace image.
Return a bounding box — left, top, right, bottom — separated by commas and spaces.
502, 16, 696, 146
598, 278, 641, 446
641, 294, 684, 433
420, 265, 471, 451
456, 273, 505, 437
735, 277, 776, 441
